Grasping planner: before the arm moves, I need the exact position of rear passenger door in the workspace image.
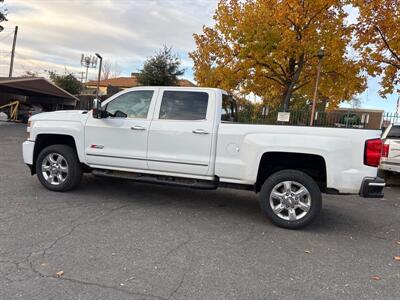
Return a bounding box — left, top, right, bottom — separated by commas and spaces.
147, 89, 216, 176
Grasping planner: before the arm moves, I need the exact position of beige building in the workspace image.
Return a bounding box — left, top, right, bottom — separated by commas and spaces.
86, 73, 195, 96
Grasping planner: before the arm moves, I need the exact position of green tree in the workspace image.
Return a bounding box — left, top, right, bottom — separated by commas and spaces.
48, 71, 83, 95
0, 0, 7, 32
137, 46, 185, 86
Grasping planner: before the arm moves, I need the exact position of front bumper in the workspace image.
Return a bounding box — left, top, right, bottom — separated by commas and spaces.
359, 177, 385, 198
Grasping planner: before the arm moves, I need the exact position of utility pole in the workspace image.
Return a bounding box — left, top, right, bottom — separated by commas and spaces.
9, 26, 18, 77
310, 49, 324, 126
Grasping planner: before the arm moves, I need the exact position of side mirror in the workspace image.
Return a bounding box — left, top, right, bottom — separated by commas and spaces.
92, 98, 102, 118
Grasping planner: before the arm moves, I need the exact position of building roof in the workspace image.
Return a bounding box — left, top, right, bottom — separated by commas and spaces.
86, 76, 195, 88
0, 77, 79, 101
336, 107, 384, 113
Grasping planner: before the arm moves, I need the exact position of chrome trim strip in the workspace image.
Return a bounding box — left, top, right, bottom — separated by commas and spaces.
368, 182, 386, 187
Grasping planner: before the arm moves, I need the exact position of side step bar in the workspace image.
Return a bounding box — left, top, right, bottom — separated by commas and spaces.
92, 169, 219, 190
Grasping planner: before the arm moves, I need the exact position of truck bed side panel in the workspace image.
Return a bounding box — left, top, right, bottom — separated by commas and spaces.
216, 124, 381, 193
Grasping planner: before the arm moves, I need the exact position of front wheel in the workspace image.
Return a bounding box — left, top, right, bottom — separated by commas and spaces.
36, 144, 82, 192
259, 169, 322, 229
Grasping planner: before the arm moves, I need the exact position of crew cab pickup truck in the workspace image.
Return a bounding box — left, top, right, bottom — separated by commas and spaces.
22, 87, 385, 229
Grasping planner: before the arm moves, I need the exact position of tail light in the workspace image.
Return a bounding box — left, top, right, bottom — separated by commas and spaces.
364, 138, 382, 167
381, 143, 390, 158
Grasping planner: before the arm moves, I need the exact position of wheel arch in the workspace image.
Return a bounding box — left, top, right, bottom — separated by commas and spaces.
255, 152, 327, 193
32, 134, 79, 175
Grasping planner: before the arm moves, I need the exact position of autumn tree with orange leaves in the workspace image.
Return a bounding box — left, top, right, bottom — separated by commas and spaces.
353, 0, 400, 97
190, 0, 365, 111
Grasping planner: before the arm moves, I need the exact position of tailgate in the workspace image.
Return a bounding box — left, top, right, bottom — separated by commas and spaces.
388, 139, 400, 161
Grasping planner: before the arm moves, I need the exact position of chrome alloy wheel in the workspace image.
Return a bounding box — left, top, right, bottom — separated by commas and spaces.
269, 181, 311, 221
41, 153, 69, 185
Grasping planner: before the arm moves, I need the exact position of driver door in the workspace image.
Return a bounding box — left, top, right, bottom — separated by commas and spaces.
85, 88, 157, 170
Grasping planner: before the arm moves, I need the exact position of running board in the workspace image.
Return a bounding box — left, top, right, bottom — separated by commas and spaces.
92, 169, 219, 190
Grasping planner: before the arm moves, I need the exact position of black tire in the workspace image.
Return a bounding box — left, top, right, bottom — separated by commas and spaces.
36, 144, 82, 192
259, 169, 322, 229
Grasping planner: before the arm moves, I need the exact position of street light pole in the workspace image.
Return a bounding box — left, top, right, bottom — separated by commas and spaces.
95, 53, 103, 99
310, 49, 324, 126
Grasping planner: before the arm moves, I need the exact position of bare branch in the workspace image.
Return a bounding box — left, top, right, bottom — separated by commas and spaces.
375, 25, 400, 66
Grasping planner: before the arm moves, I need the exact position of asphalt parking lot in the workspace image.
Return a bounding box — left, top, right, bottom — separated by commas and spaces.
1, 123, 399, 299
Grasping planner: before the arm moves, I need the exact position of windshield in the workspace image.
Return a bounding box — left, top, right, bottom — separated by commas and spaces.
221, 94, 238, 122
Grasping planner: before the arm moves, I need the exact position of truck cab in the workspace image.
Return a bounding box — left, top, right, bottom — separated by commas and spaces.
86, 87, 227, 177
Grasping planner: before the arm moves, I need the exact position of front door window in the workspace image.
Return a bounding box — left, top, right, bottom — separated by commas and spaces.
106, 90, 154, 119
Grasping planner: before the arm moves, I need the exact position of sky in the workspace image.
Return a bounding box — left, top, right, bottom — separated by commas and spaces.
0, 0, 398, 112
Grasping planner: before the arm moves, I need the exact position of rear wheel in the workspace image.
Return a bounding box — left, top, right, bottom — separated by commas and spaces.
36, 144, 82, 192
259, 169, 322, 229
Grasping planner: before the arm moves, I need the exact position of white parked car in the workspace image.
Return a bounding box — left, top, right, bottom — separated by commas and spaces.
23, 87, 385, 229
380, 123, 400, 175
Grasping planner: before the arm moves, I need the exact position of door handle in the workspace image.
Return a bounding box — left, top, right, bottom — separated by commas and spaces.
192, 129, 209, 134
131, 125, 146, 131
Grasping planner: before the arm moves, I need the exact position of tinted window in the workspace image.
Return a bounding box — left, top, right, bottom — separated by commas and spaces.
106, 90, 153, 118
387, 125, 400, 138
221, 94, 238, 122
159, 91, 208, 120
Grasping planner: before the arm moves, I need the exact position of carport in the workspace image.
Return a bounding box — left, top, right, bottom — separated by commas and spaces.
0, 77, 79, 110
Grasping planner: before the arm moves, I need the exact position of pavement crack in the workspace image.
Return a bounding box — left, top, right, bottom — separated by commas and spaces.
24, 261, 167, 300
21, 203, 168, 300
54, 275, 168, 300
167, 250, 194, 300
24, 203, 131, 270
157, 229, 193, 265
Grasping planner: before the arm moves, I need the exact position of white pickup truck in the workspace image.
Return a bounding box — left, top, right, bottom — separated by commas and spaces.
380, 123, 400, 176
23, 87, 385, 228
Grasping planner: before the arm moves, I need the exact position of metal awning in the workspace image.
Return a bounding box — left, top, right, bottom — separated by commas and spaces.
0, 77, 79, 106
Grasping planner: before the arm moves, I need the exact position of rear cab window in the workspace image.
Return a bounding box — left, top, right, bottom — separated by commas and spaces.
221, 94, 238, 122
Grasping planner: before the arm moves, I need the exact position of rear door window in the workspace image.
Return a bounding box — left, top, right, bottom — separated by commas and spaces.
159, 91, 208, 120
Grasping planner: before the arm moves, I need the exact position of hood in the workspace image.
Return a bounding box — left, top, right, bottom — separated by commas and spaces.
30, 110, 89, 122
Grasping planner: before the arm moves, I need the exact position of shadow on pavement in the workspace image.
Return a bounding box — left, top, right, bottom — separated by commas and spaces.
43, 173, 393, 235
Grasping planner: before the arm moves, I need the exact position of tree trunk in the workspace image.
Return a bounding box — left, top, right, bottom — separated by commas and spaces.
281, 54, 305, 111
282, 84, 293, 112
